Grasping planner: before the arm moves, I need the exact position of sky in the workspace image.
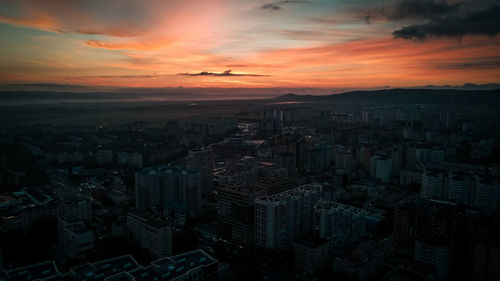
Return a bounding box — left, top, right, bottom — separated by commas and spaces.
0, 0, 499, 89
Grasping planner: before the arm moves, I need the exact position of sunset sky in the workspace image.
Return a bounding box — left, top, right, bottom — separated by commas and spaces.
0, 0, 499, 89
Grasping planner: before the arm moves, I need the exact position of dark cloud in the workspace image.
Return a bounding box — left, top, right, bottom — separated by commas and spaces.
388, 0, 464, 20
178, 70, 269, 77
393, 5, 500, 40
361, 0, 465, 24
362, 1, 500, 40
261, 3, 282, 11
260, 1, 304, 11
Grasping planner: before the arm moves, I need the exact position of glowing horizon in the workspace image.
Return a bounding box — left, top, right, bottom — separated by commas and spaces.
0, 0, 499, 89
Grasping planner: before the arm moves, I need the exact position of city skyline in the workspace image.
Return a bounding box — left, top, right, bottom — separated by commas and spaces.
1, 2, 500, 281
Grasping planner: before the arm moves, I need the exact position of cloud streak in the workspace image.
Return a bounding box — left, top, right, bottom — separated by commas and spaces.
85, 37, 175, 51
178, 70, 269, 77
0, 0, 155, 37
0, 0, 229, 51
260, 1, 304, 11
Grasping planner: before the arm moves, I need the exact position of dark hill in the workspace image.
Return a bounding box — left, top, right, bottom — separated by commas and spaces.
274, 88, 500, 106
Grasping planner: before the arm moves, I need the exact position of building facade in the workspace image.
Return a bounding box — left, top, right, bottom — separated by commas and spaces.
254, 184, 322, 250
126, 211, 172, 258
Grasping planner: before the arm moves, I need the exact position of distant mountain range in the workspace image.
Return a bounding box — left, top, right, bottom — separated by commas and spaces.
274, 88, 500, 106
1, 86, 499, 106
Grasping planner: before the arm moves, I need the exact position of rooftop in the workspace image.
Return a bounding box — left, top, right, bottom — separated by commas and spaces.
4, 250, 216, 281
91, 255, 140, 281
315, 200, 366, 214
256, 183, 322, 203
8, 260, 60, 281
65, 222, 92, 235
335, 240, 382, 267
136, 166, 199, 176
127, 210, 171, 228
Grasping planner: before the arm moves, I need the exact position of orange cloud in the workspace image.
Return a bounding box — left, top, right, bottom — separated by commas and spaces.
221, 35, 500, 87
4, 36, 499, 88
85, 37, 176, 51
0, 0, 179, 37
0, 0, 228, 39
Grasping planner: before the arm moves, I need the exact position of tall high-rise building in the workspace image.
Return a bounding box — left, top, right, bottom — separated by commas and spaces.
96, 149, 113, 164
391, 145, 403, 177
472, 239, 500, 281
116, 151, 143, 167
414, 235, 452, 281
186, 147, 215, 200
274, 135, 298, 175
262, 108, 282, 133
371, 155, 392, 183
313, 200, 366, 248
421, 170, 445, 199
475, 177, 500, 212
400, 168, 422, 186
416, 148, 431, 164
335, 149, 353, 173
447, 172, 473, 204
405, 146, 417, 168
419, 170, 500, 210
60, 199, 92, 221
332, 240, 387, 281
429, 149, 446, 164
58, 217, 94, 260
376, 158, 393, 183
135, 168, 160, 210
253, 177, 294, 195
360, 146, 374, 172
292, 237, 330, 280
126, 210, 172, 258
254, 184, 322, 250
303, 140, 333, 173
370, 155, 381, 178
135, 166, 202, 211
393, 198, 467, 253
216, 182, 266, 244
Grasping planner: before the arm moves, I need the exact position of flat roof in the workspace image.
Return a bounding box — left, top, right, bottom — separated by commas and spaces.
136, 166, 199, 176
69, 263, 96, 277
5, 250, 217, 281
91, 255, 139, 281
66, 222, 91, 235
127, 210, 171, 228
8, 260, 60, 281
128, 267, 159, 281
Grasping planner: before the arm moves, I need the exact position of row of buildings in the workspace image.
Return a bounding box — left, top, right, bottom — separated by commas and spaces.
421, 170, 500, 211
393, 198, 500, 281
2, 249, 218, 281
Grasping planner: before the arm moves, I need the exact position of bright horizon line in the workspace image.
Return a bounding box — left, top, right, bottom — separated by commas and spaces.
2, 82, 499, 91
